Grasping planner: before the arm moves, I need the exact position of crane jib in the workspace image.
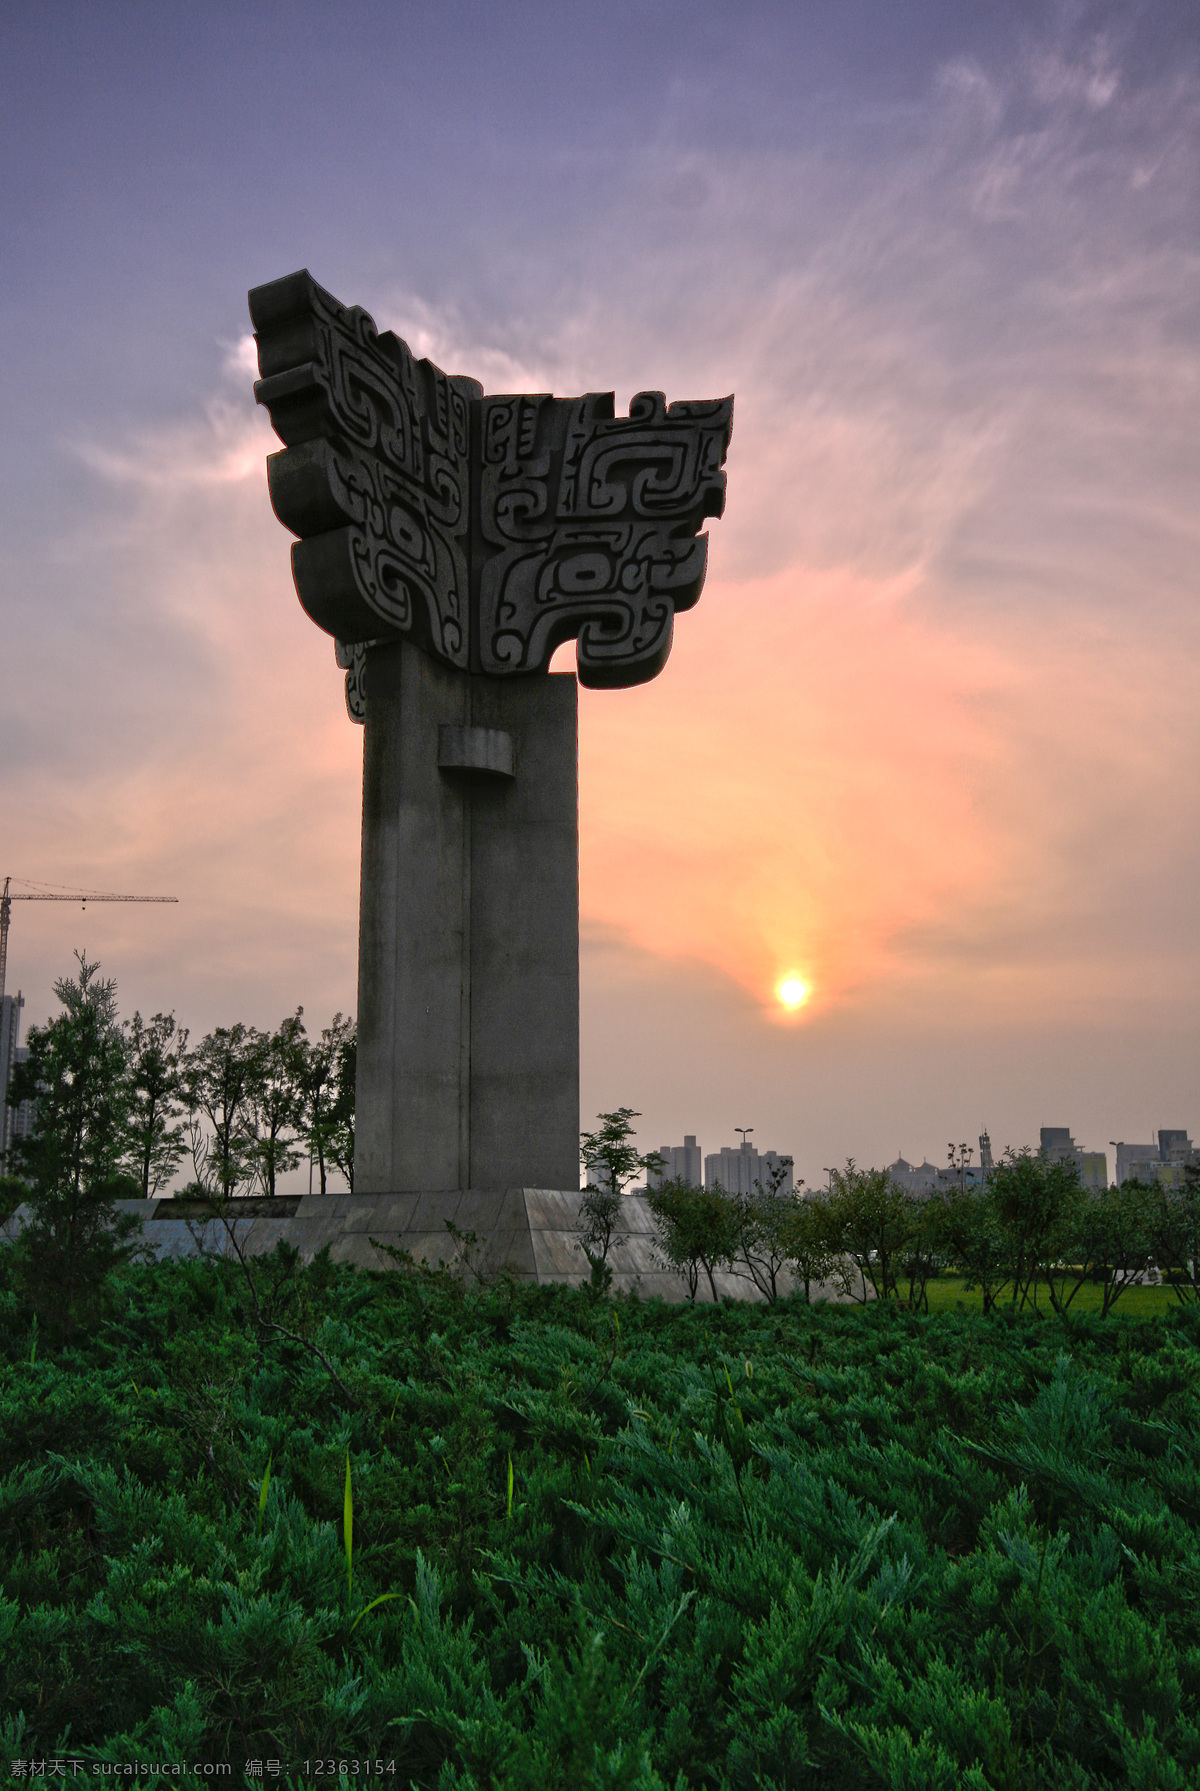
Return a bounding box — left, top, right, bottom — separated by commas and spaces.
0, 879, 178, 1007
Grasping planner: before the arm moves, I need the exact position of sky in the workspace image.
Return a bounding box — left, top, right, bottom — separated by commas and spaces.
1, 0, 1197, 1190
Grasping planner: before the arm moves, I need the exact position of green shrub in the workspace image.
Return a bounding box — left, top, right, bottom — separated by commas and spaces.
0, 1247, 1197, 1786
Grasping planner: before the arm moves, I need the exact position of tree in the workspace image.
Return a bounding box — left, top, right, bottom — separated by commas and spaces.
296, 1013, 355, 1195
122, 1010, 189, 1199
323, 1018, 356, 1195
578, 1108, 664, 1289
934, 1182, 1010, 1312
1046, 1178, 1156, 1318
1146, 1163, 1200, 1304
7, 954, 144, 1344
728, 1161, 807, 1303
826, 1161, 915, 1303
898, 1193, 945, 1313
578, 1184, 627, 1292
580, 1107, 662, 1198
988, 1147, 1082, 1313
248, 1010, 306, 1198
781, 1192, 839, 1302
182, 1023, 262, 1199
646, 1177, 740, 1304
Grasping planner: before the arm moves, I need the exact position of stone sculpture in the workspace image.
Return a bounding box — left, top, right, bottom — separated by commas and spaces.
251, 270, 731, 1206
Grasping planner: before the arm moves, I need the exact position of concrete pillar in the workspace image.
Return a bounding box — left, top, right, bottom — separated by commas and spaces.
355, 640, 579, 1194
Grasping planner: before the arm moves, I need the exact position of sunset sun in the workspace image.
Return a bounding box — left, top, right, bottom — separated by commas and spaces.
777, 977, 810, 1010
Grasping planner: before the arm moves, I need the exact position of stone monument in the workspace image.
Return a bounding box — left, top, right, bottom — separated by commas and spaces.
249, 270, 731, 1267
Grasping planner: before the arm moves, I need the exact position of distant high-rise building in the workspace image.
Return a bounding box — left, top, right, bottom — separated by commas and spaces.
703, 1141, 794, 1195
647, 1135, 703, 1189
1114, 1132, 1196, 1187
1158, 1130, 1194, 1165
1114, 1142, 1158, 1185
1039, 1127, 1107, 1190
1039, 1127, 1076, 1163
0, 991, 26, 1164
979, 1130, 994, 1172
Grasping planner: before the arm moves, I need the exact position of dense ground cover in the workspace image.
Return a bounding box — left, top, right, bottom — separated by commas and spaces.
1, 1248, 1198, 1788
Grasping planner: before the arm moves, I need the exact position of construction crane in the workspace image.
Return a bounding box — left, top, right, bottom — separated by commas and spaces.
0, 877, 179, 1006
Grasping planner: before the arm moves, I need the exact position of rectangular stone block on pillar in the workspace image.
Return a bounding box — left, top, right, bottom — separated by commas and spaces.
355, 640, 578, 1196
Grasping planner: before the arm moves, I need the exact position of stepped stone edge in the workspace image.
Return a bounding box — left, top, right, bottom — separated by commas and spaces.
1, 1190, 852, 1305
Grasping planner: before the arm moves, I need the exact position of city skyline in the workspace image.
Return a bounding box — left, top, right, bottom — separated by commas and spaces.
1, 2, 1197, 1187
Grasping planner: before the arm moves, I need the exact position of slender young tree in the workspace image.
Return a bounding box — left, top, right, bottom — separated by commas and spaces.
728, 1160, 804, 1303
988, 1147, 1082, 1313
323, 1019, 356, 1195
1147, 1163, 1200, 1305
578, 1108, 664, 1288
122, 1010, 189, 1199
826, 1160, 915, 1303
646, 1176, 740, 1304
297, 1013, 354, 1195
933, 1180, 1010, 1311
182, 1023, 262, 1199
248, 1009, 306, 1197
782, 1192, 839, 1302
8, 954, 143, 1343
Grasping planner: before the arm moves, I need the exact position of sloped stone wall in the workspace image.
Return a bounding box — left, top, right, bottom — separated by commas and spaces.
4, 1190, 852, 1304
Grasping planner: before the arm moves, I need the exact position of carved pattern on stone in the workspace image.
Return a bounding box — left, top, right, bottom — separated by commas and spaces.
477, 390, 730, 684
335, 639, 368, 724
252, 271, 471, 670
251, 271, 732, 692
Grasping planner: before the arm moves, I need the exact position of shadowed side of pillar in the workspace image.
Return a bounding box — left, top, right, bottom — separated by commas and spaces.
354, 643, 579, 1196
467, 672, 578, 1190
356, 642, 471, 1192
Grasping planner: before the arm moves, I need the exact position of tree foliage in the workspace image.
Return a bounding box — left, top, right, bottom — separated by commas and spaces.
296, 1012, 355, 1197
5, 956, 357, 1222
248, 1009, 306, 1199
646, 1176, 742, 1303
578, 1109, 664, 1293
580, 1107, 663, 1200
321, 1016, 357, 1196
182, 1021, 262, 1199
825, 1160, 915, 1303
121, 1009, 189, 1199
6, 954, 145, 1343
1146, 1163, 1200, 1304
722, 1159, 803, 1303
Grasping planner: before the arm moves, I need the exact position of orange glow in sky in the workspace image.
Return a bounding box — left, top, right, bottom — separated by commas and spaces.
577, 562, 1011, 1021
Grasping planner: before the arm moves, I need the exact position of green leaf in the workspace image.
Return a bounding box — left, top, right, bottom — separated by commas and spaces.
349, 1591, 404, 1634
257, 1454, 271, 1536
343, 1450, 353, 1600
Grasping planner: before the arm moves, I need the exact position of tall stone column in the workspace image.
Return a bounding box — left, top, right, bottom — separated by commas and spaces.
356, 643, 578, 1193
249, 268, 730, 1202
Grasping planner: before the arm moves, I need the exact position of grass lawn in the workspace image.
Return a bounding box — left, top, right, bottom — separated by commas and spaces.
922, 1270, 1183, 1319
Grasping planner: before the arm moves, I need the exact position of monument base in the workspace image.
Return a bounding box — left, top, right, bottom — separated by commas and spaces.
4, 1192, 852, 1304
131, 1189, 699, 1298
